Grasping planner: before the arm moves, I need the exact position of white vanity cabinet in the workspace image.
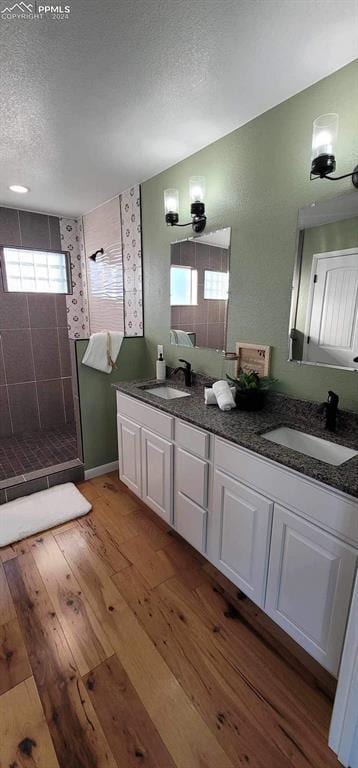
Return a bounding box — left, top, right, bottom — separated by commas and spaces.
116, 393, 174, 523
116, 391, 358, 675
174, 421, 211, 553
141, 428, 173, 523
266, 505, 357, 673
117, 415, 142, 497
212, 436, 358, 674
209, 469, 273, 607
175, 448, 208, 508
174, 492, 207, 552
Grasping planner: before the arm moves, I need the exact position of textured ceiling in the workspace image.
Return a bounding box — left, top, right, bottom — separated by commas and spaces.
0, 0, 357, 217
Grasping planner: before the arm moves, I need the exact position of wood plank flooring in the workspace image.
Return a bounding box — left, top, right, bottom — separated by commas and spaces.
0, 471, 340, 768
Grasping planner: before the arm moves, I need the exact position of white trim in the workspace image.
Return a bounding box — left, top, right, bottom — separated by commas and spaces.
84, 461, 119, 480
329, 572, 358, 765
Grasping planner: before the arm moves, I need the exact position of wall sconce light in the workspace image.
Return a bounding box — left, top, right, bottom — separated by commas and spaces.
164, 176, 207, 233
164, 189, 179, 226
310, 113, 358, 188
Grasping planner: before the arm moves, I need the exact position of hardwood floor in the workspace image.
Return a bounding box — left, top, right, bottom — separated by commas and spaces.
0, 472, 340, 768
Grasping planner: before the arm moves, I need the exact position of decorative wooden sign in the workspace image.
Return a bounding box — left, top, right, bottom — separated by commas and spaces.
235, 342, 271, 377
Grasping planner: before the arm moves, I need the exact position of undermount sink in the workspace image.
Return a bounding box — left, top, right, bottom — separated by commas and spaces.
143, 385, 191, 400
263, 426, 358, 466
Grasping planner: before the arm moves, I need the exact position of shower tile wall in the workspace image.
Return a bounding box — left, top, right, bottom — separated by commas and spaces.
0, 207, 73, 438
171, 239, 228, 350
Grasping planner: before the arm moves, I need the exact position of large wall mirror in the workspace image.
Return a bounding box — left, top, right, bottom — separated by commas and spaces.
289, 192, 358, 370
170, 227, 231, 351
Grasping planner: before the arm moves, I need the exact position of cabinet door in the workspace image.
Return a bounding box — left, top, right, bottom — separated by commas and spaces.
210, 470, 273, 607
141, 428, 173, 523
266, 504, 357, 675
117, 415, 142, 497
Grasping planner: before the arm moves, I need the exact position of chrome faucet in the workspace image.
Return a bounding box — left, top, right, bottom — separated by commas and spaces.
173, 359, 193, 387
318, 390, 339, 432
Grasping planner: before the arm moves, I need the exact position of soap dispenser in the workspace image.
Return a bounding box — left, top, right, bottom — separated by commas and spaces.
156, 352, 166, 382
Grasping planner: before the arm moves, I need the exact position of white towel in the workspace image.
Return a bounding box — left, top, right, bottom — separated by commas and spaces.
170, 329, 178, 345
204, 386, 236, 405
82, 331, 123, 374
171, 329, 195, 347
212, 380, 236, 411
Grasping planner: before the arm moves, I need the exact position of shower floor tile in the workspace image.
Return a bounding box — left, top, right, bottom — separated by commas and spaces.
0, 426, 78, 482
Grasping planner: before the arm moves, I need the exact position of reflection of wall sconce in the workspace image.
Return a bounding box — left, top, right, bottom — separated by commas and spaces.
90, 247, 104, 262
310, 114, 358, 187
164, 176, 207, 233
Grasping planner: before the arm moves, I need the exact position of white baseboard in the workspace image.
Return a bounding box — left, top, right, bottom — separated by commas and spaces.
84, 461, 119, 480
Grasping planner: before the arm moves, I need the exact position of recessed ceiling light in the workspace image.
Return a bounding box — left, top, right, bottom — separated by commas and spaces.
8, 184, 29, 194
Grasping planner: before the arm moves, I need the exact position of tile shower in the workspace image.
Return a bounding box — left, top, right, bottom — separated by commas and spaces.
171, 239, 228, 350
0, 207, 83, 502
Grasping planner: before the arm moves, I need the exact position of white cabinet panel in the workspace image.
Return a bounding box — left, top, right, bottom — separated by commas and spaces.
175, 492, 207, 553
215, 436, 358, 546
141, 428, 173, 523
210, 470, 273, 607
117, 415, 142, 497
117, 392, 174, 440
266, 505, 357, 675
176, 448, 208, 507
175, 420, 210, 459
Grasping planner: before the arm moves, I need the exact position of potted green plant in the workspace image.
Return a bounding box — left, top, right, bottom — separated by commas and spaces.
226, 370, 277, 411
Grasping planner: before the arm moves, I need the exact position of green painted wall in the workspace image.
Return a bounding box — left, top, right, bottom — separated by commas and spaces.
141, 61, 358, 411
76, 338, 151, 470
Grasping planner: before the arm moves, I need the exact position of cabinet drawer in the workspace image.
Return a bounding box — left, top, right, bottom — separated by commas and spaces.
175, 492, 207, 552
176, 447, 208, 507
117, 392, 173, 440
266, 504, 357, 675
215, 437, 358, 546
175, 420, 210, 459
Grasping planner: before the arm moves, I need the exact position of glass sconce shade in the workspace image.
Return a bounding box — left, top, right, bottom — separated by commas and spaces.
189, 176, 206, 203
163, 179, 207, 232
164, 188, 179, 225
189, 177, 206, 231
312, 114, 338, 158
311, 114, 338, 177
164, 188, 179, 215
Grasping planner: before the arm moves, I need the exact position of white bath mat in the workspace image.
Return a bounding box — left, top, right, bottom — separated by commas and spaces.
0, 483, 92, 548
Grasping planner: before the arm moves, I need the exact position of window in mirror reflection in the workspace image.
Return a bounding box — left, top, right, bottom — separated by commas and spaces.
204, 270, 229, 300
170, 266, 198, 306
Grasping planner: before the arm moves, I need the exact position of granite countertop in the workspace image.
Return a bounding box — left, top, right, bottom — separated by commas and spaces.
114, 376, 358, 498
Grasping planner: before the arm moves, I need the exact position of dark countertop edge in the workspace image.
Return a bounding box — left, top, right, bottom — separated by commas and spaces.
113, 379, 358, 500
